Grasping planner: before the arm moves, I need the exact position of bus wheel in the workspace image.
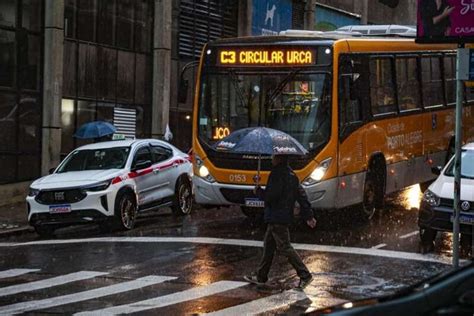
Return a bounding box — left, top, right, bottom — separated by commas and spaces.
360, 173, 377, 220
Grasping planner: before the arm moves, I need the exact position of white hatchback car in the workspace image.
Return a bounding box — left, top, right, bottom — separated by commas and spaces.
419, 142, 474, 247
27, 139, 193, 236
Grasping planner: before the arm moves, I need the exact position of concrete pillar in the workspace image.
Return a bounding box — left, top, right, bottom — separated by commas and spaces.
304, 0, 316, 30
238, 0, 252, 36
151, 0, 172, 139
41, 0, 64, 175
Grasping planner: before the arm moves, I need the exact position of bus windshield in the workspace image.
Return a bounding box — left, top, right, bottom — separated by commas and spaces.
198, 70, 331, 151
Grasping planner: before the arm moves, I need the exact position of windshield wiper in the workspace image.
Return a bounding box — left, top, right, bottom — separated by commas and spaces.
227, 69, 248, 109
264, 69, 302, 111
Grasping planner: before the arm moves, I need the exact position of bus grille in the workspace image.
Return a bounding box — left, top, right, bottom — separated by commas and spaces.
208, 155, 309, 171
220, 188, 258, 204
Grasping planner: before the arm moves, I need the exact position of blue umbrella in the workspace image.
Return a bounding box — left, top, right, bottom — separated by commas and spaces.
74, 121, 116, 139
213, 127, 308, 184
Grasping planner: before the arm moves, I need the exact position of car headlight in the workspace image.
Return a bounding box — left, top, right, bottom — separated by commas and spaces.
422, 190, 440, 207
195, 154, 215, 183
302, 158, 332, 186
83, 180, 112, 192
28, 187, 40, 197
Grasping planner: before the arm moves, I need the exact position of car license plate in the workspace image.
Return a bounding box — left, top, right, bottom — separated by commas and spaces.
245, 198, 264, 208
49, 204, 72, 214
450, 214, 474, 225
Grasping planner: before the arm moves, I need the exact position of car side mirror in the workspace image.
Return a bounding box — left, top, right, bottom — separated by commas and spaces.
132, 160, 152, 172
49, 167, 56, 174
431, 166, 442, 176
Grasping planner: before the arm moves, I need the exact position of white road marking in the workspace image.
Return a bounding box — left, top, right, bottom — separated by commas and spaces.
0, 275, 176, 315
0, 236, 451, 264
76, 280, 248, 315
205, 289, 308, 316
0, 269, 40, 279
0, 271, 107, 298
399, 231, 419, 239
371, 243, 387, 249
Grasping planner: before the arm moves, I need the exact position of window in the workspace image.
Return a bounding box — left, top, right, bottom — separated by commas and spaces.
22, 0, 42, 32
77, 0, 96, 42
97, 0, 116, 45
61, 99, 75, 155
116, 0, 133, 49
64, 0, 76, 38
78, 43, 97, 98
0, 92, 17, 152
18, 95, 40, 153
0, 1, 42, 184
133, 146, 152, 167
396, 57, 421, 111
339, 75, 362, 125
0, 0, 16, 27
444, 55, 456, 105
18, 34, 41, 90
0, 30, 16, 88
421, 56, 444, 108
370, 58, 397, 115
151, 145, 173, 163
63, 41, 77, 97
134, 0, 152, 52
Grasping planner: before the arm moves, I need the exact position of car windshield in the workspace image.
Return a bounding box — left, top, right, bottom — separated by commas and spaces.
57, 147, 131, 173
198, 71, 331, 151
444, 149, 474, 179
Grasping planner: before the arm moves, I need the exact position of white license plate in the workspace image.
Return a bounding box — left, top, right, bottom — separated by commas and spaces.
244, 198, 264, 208
49, 204, 72, 214
450, 214, 474, 225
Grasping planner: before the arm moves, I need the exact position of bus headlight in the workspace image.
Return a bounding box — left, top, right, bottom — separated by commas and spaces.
422, 190, 440, 207
302, 158, 332, 186
195, 154, 215, 183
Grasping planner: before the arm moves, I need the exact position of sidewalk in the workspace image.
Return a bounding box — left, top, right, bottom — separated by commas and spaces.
0, 201, 32, 236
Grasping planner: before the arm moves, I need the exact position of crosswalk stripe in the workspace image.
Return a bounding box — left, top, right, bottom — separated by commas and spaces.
0, 275, 176, 315
0, 271, 107, 298
76, 280, 248, 315
205, 289, 308, 315
0, 269, 40, 279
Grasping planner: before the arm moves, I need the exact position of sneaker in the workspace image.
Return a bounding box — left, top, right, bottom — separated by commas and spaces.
297, 275, 313, 290
243, 275, 265, 285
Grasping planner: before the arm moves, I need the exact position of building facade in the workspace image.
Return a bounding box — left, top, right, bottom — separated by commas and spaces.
0, 0, 417, 202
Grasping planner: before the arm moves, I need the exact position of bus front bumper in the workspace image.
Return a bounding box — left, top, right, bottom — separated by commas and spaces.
193, 176, 337, 209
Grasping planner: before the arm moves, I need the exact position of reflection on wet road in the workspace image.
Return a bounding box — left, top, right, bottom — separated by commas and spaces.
0, 185, 471, 315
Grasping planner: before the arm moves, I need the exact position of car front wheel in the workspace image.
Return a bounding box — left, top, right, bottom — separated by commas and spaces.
115, 192, 137, 230
171, 178, 193, 216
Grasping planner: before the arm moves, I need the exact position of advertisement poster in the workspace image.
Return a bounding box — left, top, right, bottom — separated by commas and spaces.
252, 0, 292, 36
417, 0, 474, 43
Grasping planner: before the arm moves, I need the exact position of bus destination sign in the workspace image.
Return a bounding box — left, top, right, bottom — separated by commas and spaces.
217, 49, 315, 66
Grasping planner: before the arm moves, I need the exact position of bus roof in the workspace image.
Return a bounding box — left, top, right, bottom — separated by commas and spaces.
208, 32, 456, 53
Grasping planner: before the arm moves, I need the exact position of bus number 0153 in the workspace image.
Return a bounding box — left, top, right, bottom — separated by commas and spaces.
229, 174, 246, 182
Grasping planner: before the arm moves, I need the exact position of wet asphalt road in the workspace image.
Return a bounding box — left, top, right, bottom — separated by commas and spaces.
0, 185, 471, 315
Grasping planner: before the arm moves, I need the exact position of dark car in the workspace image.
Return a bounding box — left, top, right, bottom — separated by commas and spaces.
308, 260, 474, 316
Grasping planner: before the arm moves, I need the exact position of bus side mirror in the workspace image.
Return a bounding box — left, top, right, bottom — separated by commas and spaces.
349, 73, 360, 100
431, 166, 442, 176
178, 78, 189, 103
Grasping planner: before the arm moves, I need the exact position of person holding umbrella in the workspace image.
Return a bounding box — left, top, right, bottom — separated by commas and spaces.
244, 153, 316, 289
214, 127, 317, 289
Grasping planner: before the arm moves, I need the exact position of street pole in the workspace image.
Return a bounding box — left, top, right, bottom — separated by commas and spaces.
452, 44, 465, 268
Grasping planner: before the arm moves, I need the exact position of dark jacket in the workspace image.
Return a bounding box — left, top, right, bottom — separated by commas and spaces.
257, 163, 313, 224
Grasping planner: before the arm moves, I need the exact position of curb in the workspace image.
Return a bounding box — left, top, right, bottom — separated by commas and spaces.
0, 226, 34, 237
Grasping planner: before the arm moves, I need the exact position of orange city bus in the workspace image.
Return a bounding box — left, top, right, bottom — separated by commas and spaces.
191, 31, 474, 220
